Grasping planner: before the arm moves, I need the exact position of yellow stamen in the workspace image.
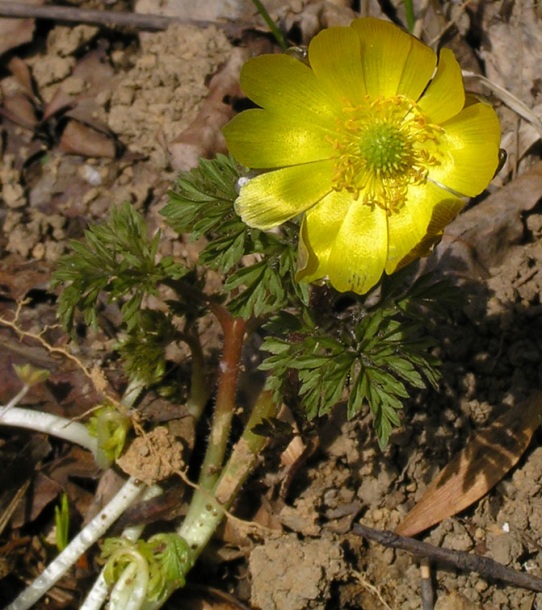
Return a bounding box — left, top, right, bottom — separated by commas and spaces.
330, 96, 442, 213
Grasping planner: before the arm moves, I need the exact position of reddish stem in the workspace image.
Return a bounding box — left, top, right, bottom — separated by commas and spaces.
198, 305, 246, 491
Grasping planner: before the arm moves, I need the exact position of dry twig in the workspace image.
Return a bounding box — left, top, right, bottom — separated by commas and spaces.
0, 3, 244, 36
352, 523, 542, 593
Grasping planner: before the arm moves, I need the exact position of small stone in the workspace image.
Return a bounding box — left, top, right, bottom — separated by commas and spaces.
2, 182, 25, 208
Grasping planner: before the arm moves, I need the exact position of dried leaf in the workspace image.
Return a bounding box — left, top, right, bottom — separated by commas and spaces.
58, 119, 117, 158
42, 87, 76, 123
396, 391, 542, 537
433, 161, 542, 279
1, 92, 38, 130
479, 3, 542, 112
0, 0, 43, 58
70, 46, 115, 93
7, 56, 37, 99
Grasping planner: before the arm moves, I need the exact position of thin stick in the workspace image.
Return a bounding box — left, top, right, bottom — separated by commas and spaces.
352, 523, 542, 593
420, 558, 434, 610
0, 3, 243, 36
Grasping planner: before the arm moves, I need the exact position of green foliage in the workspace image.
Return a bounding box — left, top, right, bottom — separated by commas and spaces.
148, 533, 193, 590
87, 405, 131, 468
53, 202, 187, 332
51, 156, 450, 449
115, 309, 180, 386
54, 493, 70, 552
162, 154, 308, 318
102, 537, 164, 602
14, 363, 50, 387
102, 533, 193, 602
260, 276, 445, 446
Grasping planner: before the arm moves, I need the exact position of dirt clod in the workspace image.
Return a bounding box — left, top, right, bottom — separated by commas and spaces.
249, 533, 347, 610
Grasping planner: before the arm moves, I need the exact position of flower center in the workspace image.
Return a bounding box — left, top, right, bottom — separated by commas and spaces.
330, 96, 442, 213
358, 123, 410, 174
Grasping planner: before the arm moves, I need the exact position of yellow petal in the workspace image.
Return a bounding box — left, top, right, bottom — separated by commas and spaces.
239, 54, 339, 126
428, 101, 501, 197
308, 26, 367, 106
418, 48, 465, 124
235, 160, 335, 230
297, 190, 389, 294
394, 194, 466, 270
350, 17, 436, 100
223, 108, 336, 168
385, 181, 464, 274
296, 189, 354, 280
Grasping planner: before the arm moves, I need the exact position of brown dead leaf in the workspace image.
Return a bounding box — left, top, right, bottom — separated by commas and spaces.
0, 437, 51, 529
432, 161, 542, 280
58, 119, 117, 158
41, 86, 76, 123
7, 56, 37, 99
395, 391, 542, 537
0, 57, 40, 130
0, 0, 43, 57
480, 3, 542, 112
0, 58, 40, 128
10, 445, 99, 529
1, 91, 38, 130
70, 45, 115, 93
0, 255, 51, 301
48, 46, 116, 125
0, 18, 35, 57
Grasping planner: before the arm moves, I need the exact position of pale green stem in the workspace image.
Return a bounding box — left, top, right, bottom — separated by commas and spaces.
121, 377, 147, 409
0, 407, 97, 455
0, 383, 29, 416
5, 477, 145, 610
149, 390, 279, 608
251, 0, 288, 50
183, 331, 209, 420
404, 0, 415, 32
178, 391, 277, 549
109, 552, 149, 610
80, 484, 163, 610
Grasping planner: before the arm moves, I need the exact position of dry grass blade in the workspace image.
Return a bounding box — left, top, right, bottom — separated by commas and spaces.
463, 71, 542, 139
396, 391, 542, 537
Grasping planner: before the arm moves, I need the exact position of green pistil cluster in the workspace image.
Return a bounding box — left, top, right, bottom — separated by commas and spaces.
358, 122, 412, 176
331, 96, 442, 212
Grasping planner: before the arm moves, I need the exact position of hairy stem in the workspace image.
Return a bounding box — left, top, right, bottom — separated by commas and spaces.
141, 390, 278, 610
178, 390, 278, 569
182, 330, 209, 420
198, 306, 246, 492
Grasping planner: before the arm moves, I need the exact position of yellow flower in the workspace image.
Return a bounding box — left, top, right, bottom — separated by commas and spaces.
223, 17, 501, 294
